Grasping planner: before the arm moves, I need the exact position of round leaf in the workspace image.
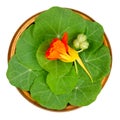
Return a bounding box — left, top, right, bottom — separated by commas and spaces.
16, 24, 41, 70
33, 7, 86, 43
30, 75, 70, 110
6, 55, 40, 91
69, 79, 101, 106
46, 66, 78, 95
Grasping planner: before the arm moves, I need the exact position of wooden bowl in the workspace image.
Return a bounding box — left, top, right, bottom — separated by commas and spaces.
8, 8, 112, 112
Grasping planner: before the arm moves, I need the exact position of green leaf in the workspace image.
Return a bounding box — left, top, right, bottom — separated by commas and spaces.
16, 24, 41, 70
69, 46, 111, 106
33, 7, 86, 43
69, 64, 102, 106
46, 66, 78, 95
30, 75, 70, 110
69, 78, 101, 106
80, 45, 111, 81
6, 55, 41, 91
85, 20, 104, 51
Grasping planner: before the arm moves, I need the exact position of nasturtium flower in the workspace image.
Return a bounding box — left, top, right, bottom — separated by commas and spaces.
46, 33, 77, 62
46, 33, 93, 82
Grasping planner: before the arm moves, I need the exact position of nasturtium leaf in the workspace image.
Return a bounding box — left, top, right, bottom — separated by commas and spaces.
85, 20, 104, 51
30, 75, 70, 110
16, 24, 41, 70
33, 7, 86, 43
46, 66, 78, 95
69, 78, 101, 106
69, 64, 102, 106
6, 55, 41, 91
68, 45, 111, 106
80, 45, 111, 81
36, 39, 72, 75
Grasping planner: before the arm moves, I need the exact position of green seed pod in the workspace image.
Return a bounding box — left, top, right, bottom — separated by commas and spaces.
77, 34, 87, 43
79, 41, 89, 50
73, 39, 80, 50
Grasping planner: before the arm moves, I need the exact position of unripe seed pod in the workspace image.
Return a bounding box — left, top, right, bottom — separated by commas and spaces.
79, 41, 89, 50
73, 34, 89, 51
77, 34, 87, 43
73, 39, 80, 50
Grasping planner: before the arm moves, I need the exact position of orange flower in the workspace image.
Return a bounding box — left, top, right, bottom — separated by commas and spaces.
46, 33, 93, 82
46, 32, 78, 62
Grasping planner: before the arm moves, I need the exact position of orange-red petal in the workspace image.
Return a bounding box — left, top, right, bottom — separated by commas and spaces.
46, 38, 67, 60
45, 47, 59, 60
61, 32, 68, 52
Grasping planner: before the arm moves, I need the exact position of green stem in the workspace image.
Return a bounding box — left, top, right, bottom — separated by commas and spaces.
74, 61, 78, 74
78, 49, 83, 53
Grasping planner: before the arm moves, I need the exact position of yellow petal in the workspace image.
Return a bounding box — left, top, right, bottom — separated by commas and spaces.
68, 46, 79, 59
59, 53, 75, 62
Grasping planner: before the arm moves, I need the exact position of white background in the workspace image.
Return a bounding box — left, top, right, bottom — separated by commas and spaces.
0, 0, 119, 120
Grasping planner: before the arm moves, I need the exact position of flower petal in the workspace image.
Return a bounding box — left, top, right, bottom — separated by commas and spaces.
46, 38, 67, 60
62, 32, 68, 52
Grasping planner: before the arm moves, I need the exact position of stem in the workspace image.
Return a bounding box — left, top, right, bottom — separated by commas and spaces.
78, 49, 83, 53
74, 61, 78, 74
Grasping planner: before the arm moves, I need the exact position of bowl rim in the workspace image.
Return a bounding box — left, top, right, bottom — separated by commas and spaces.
7, 8, 112, 112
